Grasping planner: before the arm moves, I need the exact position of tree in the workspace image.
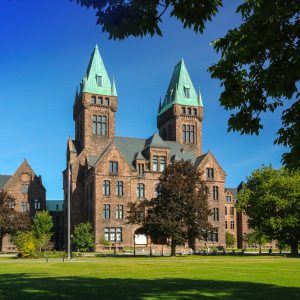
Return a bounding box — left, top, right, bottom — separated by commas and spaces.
246, 230, 270, 253
32, 210, 54, 252
225, 231, 235, 248
0, 191, 31, 251
237, 166, 300, 255
11, 231, 37, 258
127, 160, 211, 256
72, 0, 300, 169
72, 222, 94, 253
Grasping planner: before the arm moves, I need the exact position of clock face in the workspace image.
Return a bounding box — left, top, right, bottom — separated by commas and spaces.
21, 173, 31, 182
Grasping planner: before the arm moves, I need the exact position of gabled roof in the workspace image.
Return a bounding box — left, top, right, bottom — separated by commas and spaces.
225, 187, 238, 199
46, 200, 64, 212
134, 151, 146, 161
158, 59, 203, 115
0, 175, 11, 189
80, 45, 117, 96
144, 133, 168, 149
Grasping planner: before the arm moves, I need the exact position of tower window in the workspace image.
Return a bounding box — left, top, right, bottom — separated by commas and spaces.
97, 75, 103, 87
103, 180, 110, 196
193, 108, 197, 115
109, 161, 118, 173
104, 97, 110, 106
103, 204, 110, 219
184, 87, 190, 98
137, 183, 145, 198
91, 96, 96, 104
187, 107, 191, 115
213, 186, 219, 200
181, 107, 186, 114
152, 156, 158, 172
116, 181, 123, 196
92, 115, 107, 136
182, 124, 195, 144
98, 96, 103, 105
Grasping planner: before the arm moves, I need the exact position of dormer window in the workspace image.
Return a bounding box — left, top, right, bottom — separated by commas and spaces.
184, 87, 190, 98
97, 75, 103, 87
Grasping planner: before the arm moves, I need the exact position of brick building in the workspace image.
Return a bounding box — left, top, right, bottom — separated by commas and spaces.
0, 160, 46, 252
64, 45, 228, 251
46, 200, 64, 250
224, 188, 238, 247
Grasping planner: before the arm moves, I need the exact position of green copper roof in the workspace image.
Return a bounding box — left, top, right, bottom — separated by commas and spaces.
80, 45, 117, 96
158, 59, 203, 115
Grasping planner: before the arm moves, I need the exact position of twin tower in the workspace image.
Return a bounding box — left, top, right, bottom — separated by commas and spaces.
73, 45, 204, 157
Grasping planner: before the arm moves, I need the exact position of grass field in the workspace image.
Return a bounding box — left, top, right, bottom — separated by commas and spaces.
0, 256, 299, 300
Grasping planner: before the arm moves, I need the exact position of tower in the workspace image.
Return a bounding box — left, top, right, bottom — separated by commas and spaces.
157, 59, 204, 157
73, 45, 118, 152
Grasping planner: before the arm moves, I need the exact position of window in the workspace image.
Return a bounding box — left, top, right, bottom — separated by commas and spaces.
21, 184, 29, 193
206, 168, 214, 179
103, 180, 110, 196
109, 161, 118, 173
206, 228, 218, 242
21, 202, 29, 213
104, 97, 110, 106
230, 207, 234, 216
184, 87, 190, 98
56, 204, 59, 211
97, 75, 103, 87
181, 107, 185, 114
92, 115, 107, 136
116, 205, 124, 219
91, 96, 96, 104
137, 183, 145, 198
160, 157, 166, 172
34, 199, 40, 210
98, 96, 103, 105
182, 124, 195, 144
104, 227, 122, 242
152, 156, 158, 171
193, 108, 197, 115
230, 221, 235, 230
213, 186, 219, 200
225, 221, 228, 229
187, 107, 191, 115
103, 204, 110, 219
212, 208, 219, 221
154, 183, 160, 197
116, 181, 123, 196
225, 206, 227, 215
138, 163, 144, 175
226, 196, 231, 202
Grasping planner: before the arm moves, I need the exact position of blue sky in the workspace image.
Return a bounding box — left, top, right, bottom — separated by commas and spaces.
0, 0, 286, 200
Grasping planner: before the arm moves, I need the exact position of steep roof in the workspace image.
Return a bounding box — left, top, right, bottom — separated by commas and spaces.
0, 175, 11, 189
113, 135, 196, 168
80, 45, 117, 96
225, 187, 238, 199
46, 200, 64, 212
144, 133, 168, 149
158, 59, 203, 115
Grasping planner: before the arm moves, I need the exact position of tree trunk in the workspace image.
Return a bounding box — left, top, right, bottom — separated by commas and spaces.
290, 241, 298, 255
170, 242, 176, 256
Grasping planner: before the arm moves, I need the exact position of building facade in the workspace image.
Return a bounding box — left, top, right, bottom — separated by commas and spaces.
64, 45, 228, 251
0, 160, 46, 252
224, 188, 238, 247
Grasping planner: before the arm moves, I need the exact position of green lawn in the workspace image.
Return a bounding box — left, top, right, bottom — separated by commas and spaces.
0, 256, 299, 299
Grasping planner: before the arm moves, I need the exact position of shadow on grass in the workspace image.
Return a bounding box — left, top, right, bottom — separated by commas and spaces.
0, 273, 299, 300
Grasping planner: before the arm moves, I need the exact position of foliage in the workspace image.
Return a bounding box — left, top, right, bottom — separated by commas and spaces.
127, 160, 211, 256
225, 231, 235, 248
73, 222, 95, 253
99, 236, 111, 248
11, 231, 37, 257
246, 230, 270, 253
71, 0, 222, 39
32, 210, 54, 251
237, 166, 300, 254
0, 191, 31, 251
72, 0, 300, 169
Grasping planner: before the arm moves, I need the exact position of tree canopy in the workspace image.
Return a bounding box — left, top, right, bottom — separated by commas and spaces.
0, 191, 31, 251
72, 222, 95, 253
127, 160, 211, 256
72, 0, 300, 169
236, 166, 300, 254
